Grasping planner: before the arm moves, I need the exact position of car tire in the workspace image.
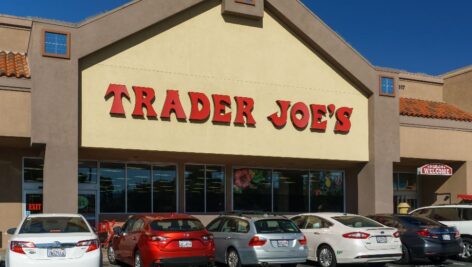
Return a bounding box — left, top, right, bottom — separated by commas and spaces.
107, 243, 120, 265
317, 245, 337, 267
226, 249, 242, 267
397, 244, 411, 264
459, 236, 472, 261
134, 250, 143, 267
428, 256, 447, 264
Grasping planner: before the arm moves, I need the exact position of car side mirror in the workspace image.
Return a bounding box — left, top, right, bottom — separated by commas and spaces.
7, 228, 17, 235
113, 226, 123, 235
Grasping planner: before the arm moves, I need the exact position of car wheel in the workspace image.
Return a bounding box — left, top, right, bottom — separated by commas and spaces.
317, 245, 337, 267
227, 249, 242, 267
459, 237, 472, 261
397, 244, 411, 264
134, 251, 143, 267
107, 244, 118, 265
428, 256, 447, 264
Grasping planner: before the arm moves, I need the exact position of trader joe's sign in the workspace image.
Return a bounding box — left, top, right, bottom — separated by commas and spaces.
418, 164, 453, 176
105, 84, 354, 133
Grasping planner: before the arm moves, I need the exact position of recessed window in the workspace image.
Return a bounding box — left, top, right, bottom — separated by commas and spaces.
380, 76, 395, 96
185, 165, 225, 213
43, 30, 70, 59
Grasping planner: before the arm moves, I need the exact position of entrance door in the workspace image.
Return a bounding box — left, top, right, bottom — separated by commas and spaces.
78, 190, 98, 228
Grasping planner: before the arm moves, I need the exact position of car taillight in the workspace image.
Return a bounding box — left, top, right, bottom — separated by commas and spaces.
248, 236, 267, 247
202, 234, 214, 242
342, 232, 370, 239
393, 231, 400, 238
298, 235, 307, 246
417, 229, 431, 238
76, 239, 100, 252
454, 230, 461, 239
10, 241, 35, 254
148, 235, 168, 242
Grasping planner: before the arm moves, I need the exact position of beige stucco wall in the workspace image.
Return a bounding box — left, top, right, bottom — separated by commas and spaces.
0, 90, 31, 137
444, 71, 472, 113
0, 27, 30, 53
400, 126, 472, 161
399, 79, 443, 102
81, 6, 369, 161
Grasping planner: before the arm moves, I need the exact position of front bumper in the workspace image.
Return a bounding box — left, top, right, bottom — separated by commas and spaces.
152, 256, 213, 267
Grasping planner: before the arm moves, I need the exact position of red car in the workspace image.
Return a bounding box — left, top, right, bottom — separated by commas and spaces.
107, 214, 215, 267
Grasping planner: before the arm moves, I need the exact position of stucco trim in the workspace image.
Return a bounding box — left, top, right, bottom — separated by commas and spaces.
400, 115, 472, 132
0, 76, 31, 90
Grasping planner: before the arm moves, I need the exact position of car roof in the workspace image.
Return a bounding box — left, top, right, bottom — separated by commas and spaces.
27, 213, 83, 218
413, 205, 472, 209
296, 212, 359, 218
132, 213, 197, 221
219, 214, 288, 221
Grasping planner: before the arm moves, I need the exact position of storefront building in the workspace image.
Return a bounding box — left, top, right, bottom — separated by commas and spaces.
0, 0, 471, 249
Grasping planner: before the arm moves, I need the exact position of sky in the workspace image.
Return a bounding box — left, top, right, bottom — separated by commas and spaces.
1, 0, 471, 76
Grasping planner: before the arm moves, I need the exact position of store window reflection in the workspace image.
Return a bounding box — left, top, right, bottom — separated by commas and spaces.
310, 171, 344, 212
78, 161, 97, 184
185, 165, 225, 212
100, 163, 125, 213
24, 158, 44, 183
233, 168, 272, 212
127, 164, 152, 213
153, 165, 177, 212
393, 172, 418, 210
273, 170, 309, 212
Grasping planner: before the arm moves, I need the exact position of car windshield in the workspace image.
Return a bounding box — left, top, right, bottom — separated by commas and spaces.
398, 216, 442, 227
150, 219, 204, 232
19, 217, 90, 234
333, 216, 384, 228
254, 219, 300, 234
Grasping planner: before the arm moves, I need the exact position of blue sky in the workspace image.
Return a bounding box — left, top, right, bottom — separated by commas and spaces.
1, 0, 471, 75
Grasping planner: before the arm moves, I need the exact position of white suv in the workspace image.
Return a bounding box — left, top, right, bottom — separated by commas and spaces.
410, 205, 472, 261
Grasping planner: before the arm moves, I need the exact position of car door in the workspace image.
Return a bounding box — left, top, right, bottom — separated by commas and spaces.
303, 216, 326, 260
220, 218, 238, 256
207, 218, 225, 263
118, 217, 137, 264
128, 218, 145, 259
459, 208, 472, 235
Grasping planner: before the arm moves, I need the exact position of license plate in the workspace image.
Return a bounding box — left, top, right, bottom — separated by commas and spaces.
179, 240, 192, 248
277, 240, 289, 247
376, 236, 387, 243
47, 248, 66, 257
443, 234, 451, 241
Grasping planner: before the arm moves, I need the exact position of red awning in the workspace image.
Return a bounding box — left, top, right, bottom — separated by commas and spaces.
458, 194, 472, 201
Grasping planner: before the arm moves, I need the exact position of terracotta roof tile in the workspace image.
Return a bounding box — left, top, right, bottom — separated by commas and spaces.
400, 97, 472, 122
0, 51, 30, 79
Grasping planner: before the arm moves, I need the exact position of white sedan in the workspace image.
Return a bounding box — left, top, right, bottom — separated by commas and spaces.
291, 213, 402, 267
6, 214, 101, 267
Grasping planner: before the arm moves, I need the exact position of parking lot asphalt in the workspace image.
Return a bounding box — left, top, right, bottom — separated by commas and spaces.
100, 258, 470, 267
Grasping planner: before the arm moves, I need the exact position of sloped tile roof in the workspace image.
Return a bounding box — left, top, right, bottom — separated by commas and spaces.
0, 51, 30, 79
400, 97, 472, 122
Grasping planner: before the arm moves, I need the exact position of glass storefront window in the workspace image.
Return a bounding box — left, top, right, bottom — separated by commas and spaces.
397, 173, 417, 191
273, 169, 309, 212
310, 171, 344, 212
233, 168, 272, 212
153, 165, 177, 212
100, 163, 126, 213
206, 165, 225, 212
127, 164, 152, 213
78, 161, 97, 184
185, 165, 225, 212
78, 193, 96, 226
23, 158, 44, 183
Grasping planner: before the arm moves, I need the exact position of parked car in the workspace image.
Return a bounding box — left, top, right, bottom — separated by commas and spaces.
5, 214, 100, 267
290, 213, 402, 267
107, 213, 215, 267
206, 213, 307, 267
410, 204, 472, 261
368, 214, 462, 264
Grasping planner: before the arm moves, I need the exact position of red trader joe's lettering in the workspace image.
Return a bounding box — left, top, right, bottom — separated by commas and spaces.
132, 86, 157, 117
105, 84, 130, 115
104, 84, 354, 133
